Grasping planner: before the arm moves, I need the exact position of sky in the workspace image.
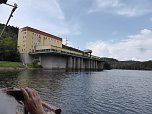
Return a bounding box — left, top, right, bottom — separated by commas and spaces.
0, 0, 152, 61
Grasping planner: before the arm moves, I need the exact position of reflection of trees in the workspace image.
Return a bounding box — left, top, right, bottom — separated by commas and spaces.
15, 70, 66, 103
0, 70, 20, 87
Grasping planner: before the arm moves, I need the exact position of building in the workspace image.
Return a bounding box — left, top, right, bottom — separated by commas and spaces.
18, 26, 62, 53
18, 27, 63, 63
18, 26, 103, 70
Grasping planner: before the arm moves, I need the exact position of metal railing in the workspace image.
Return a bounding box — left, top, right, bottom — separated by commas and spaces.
32, 45, 101, 60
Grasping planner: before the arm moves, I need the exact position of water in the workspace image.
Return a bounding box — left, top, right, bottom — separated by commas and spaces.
0, 69, 152, 114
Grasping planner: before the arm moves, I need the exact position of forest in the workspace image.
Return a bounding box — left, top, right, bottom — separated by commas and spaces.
0, 23, 19, 61
101, 57, 152, 70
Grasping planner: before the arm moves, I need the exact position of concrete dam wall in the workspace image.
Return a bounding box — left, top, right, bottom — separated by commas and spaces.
39, 54, 103, 70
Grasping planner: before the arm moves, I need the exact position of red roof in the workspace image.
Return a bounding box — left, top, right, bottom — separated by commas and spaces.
21, 26, 62, 41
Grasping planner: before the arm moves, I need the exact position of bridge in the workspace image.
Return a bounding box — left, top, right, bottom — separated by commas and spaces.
27, 45, 104, 70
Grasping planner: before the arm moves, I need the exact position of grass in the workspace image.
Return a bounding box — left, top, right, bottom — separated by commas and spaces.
0, 61, 25, 68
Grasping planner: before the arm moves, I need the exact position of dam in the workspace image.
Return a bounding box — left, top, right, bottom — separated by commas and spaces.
18, 27, 103, 70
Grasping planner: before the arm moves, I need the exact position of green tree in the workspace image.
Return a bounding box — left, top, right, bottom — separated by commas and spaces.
0, 37, 19, 61
103, 61, 111, 70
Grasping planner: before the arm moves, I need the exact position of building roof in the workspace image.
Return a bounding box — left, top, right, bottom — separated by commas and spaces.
62, 44, 84, 53
20, 26, 62, 41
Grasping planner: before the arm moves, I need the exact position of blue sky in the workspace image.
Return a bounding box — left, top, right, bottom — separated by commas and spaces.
0, 0, 152, 61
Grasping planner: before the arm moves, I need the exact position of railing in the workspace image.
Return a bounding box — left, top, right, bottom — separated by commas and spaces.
32, 45, 101, 60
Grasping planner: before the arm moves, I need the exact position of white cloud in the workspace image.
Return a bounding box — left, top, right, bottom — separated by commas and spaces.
86, 29, 152, 61
88, 0, 152, 17
0, 0, 80, 36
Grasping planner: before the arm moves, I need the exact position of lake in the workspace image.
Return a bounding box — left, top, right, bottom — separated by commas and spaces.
0, 69, 152, 114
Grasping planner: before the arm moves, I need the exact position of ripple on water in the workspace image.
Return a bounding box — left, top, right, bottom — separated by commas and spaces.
1, 70, 152, 114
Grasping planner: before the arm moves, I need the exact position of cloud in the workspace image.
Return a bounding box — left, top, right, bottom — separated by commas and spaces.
0, 0, 80, 36
86, 29, 152, 61
88, 0, 152, 17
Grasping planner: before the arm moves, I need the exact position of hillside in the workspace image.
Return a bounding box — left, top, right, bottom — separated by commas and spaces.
0, 23, 18, 40
101, 57, 152, 70
0, 23, 19, 61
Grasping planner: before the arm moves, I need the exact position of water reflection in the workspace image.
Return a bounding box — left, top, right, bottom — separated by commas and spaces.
0, 70, 152, 114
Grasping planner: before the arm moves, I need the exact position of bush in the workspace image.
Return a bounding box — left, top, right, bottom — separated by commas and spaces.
31, 59, 42, 68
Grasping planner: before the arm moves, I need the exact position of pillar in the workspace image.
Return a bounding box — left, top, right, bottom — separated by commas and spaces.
76, 58, 80, 70
80, 58, 84, 70
73, 57, 76, 70
67, 56, 73, 69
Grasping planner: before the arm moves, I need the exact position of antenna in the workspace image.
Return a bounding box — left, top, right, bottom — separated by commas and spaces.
65, 37, 68, 46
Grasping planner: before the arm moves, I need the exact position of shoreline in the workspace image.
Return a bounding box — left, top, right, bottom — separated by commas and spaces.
0, 67, 26, 71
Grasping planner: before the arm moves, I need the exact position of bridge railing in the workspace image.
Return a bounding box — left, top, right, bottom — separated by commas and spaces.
33, 45, 100, 60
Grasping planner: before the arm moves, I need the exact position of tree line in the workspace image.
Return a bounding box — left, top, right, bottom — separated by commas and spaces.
101, 57, 152, 70
0, 23, 20, 61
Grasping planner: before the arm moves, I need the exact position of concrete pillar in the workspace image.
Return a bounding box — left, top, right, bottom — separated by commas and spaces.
90, 60, 92, 70
95, 61, 97, 70
94, 60, 96, 70
80, 58, 84, 69
67, 56, 73, 69
83, 59, 87, 70
76, 58, 80, 70
73, 57, 76, 70
91, 60, 94, 70
92, 60, 94, 70
96, 61, 98, 70
86, 59, 90, 70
